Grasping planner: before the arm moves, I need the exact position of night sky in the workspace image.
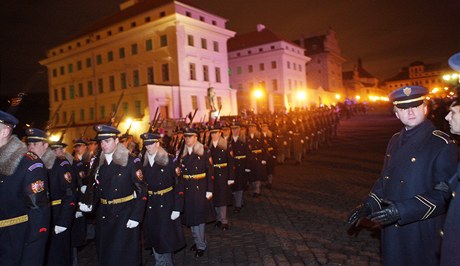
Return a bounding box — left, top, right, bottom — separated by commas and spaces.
1, 0, 459, 97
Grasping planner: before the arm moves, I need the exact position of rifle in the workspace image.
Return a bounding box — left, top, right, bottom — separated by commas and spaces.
206, 104, 222, 147
175, 109, 197, 162
46, 103, 63, 131
58, 112, 75, 143
80, 91, 124, 207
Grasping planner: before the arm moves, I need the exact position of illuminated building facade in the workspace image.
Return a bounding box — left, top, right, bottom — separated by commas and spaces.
40, 0, 236, 143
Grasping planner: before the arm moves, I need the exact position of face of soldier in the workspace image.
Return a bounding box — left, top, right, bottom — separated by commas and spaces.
445, 104, 460, 134
394, 103, 427, 130
184, 135, 197, 147
74, 145, 87, 156
100, 137, 118, 154
211, 131, 221, 141
231, 127, 240, 136
53, 147, 65, 157
248, 126, 257, 135
87, 143, 98, 153
27, 141, 49, 157
222, 128, 230, 137
145, 142, 159, 155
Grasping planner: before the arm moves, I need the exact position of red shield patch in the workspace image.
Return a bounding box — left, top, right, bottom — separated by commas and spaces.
31, 180, 45, 193
136, 169, 144, 180
64, 172, 72, 183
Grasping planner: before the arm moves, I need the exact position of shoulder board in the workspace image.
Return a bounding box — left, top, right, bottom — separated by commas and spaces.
392, 132, 401, 138
133, 157, 141, 164
60, 160, 70, 167
432, 130, 453, 144
24, 151, 38, 160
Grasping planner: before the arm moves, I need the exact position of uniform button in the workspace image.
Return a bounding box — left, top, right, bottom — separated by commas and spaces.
118, 173, 121, 176
186, 187, 189, 190
386, 154, 391, 158
161, 169, 164, 172
195, 167, 198, 170
102, 216, 106, 219
453, 191, 456, 198
149, 206, 152, 209
198, 156, 201, 160
411, 158, 416, 163
384, 176, 389, 179
160, 205, 163, 208
114, 189, 118, 191
440, 230, 444, 237
394, 224, 399, 227
196, 186, 199, 189
400, 180, 404, 184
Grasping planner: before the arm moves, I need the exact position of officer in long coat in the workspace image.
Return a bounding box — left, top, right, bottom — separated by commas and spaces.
208, 124, 234, 230
228, 123, 250, 212
80, 125, 148, 266
246, 122, 268, 197
178, 127, 214, 257
140, 132, 185, 265
260, 123, 278, 188
0, 111, 50, 265
348, 86, 458, 266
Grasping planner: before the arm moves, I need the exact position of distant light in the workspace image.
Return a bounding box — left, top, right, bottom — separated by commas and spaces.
450, 92, 455, 95
49, 134, 60, 142
443, 74, 451, 81
126, 118, 133, 125
444, 87, 449, 90
296, 91, 306, 101
431, 88, 439, 93
335, 94, 341, 100
254, 89, 264, 99
356, 95, 361, 100
453, 74, 458, 79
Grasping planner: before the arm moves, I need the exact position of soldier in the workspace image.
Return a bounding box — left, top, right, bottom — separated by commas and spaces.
178, 127, 214, 257
79, 125, 148, 266
140, 132, 185, 265
347, 86, 458, 266
208, 124, 234, 230
0, 111, 50, 265
260, 123, 278, 188
228, 123, 250, 212
246, 122, 267, 197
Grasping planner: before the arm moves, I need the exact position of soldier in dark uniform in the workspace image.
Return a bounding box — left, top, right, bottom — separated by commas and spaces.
260, 123, 278, 188
79, 125, 148, 266
347, 86, 458, 266
26, 131, 77, 266
0, 111, 50, 265
246, 122, 268, 197
228, 123, 250, 213
140, 132, 185, 265
208, 124, 234, 230
439, 53, 460, 266
178, 127, 214, 257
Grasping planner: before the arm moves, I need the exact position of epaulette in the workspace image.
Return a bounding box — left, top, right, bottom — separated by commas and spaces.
433, 130, 454, 144
24, 151, 38, 160
392, 132, 401, 138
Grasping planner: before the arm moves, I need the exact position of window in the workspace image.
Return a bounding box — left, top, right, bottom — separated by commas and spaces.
212, 20, 216, 25
187, 35, 194, 46
161, 64, 169, 81
237, 67, 242, 75
131, 43, 138, 55
189, 63, 196, 80
203, 65, 209, 81
159, 11, 166, 17
109, 75, 115, 91
186, 11, 191, 17
96, 54, 102, 65
201, 38, 207, 49
299, 65, 302, 72
271, 61, 277, 69
61, 87, 66, 100
191, 95, 198, 110
293, 63, 297, 71
248, 65, 253, 73
68, 64, 73, 73
259, 48, 263, 52
287, 61, 291, 69
146, 39, 153, 51
89, 107, 94, 120
121, 73, 127, 89
119, 26, 124, 32
62, 111, 67, 124
100, 105, 105, 119
160, 35, 168, 47
213, 41, 219, 52
98, 78, 104, 93
53, 88, 58, 102
135, 101, 142, 116
80, 109, 85, 121
107, 51, 114, 62
215, 67, 221, 83
86, 58, 92, 68
87, 81, 93, 95
77, 61, 82, 70
147, 67, 154, 84
133, 70, 139, 86
107, 30, 112, 36
52, 69, 57, 77
145, 16, 151, 22
259, 63, 265, 71
60, 66, 65, 75
69, 85, 75, 99
131, 22, 136, 28
78, 83, 83, 97
122, 102, 128, 115
119, 47, 125, 59
199, 16, 205, 22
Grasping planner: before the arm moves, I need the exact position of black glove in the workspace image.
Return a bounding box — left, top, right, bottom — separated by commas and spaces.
347, 203, 372, 226
369, 200, 400, 226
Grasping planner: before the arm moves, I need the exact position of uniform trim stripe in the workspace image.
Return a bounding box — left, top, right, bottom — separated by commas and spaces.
369, 192, 382, 209
415, 195, 436, 220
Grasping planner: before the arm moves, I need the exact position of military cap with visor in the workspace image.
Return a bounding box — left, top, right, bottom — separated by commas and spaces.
94, 124, 120, 140
140, 132, 161, 145
0, 110, 19, 128
388, 85, 428, 109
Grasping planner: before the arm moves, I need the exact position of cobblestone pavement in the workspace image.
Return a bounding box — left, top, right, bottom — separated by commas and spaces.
78, 111, 402, 265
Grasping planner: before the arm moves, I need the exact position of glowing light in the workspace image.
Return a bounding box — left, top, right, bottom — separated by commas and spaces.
444, 87, 449, 90
49, 134, 60, 142
335, 94, 341, 100
356, 95, 361, 100
126, 118, 133, 125
431, 88, 439, 94
453, 74, 458, 79
443, 74, 451, 81
296, 91, 306, 101
254, 89, 264, 99
450, 92, 455, 95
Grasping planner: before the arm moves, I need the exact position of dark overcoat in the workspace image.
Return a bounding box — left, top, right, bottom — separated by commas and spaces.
142, 146, 185, 253
94, 143, 147, 266
179, 142, 214, 226
228, 135, 250, 191
246, 133, 268, 182
366, 120, 458, 266
71, 157, 88, 247
0, 136, 50, 265
209, 137, 234, 207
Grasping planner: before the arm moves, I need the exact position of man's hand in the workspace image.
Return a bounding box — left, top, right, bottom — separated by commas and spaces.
244, 169, 251, 173
54, 225, 67, 234
80, 185, 87, 194
347, 203, 372, 226
206, 192, 213, 199
126, 219, 139, 228
79, 202, 93, 212
75, 211, 84, 218
170, 211, 180, 220
261, 160, 267, 165
369, 200, 400, 226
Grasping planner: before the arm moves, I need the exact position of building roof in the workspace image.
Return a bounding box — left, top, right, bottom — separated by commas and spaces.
294, 35, 326, 56
227, 27, 293, 52
384, 62, 446, 82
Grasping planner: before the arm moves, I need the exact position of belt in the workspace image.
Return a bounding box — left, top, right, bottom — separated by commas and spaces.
100, 194, 134, 205
213, 163, 227, 168
234, 155, 246, 159
251, 149, 262, 154
0, 214, 28, 228
148, 186, 173, 196
51, 199, 62, 206
183, 173, 206, 179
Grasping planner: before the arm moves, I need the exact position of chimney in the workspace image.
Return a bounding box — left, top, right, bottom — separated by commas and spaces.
256, 24, 265, 32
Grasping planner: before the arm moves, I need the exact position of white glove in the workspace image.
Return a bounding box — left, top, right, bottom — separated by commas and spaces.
206, 192, 213, 199
245, 169, 251, 173
170, 211, 180, 220
227, 180, 235, 185
80, 185, 87, 194
79, 202, 93, 212
261, 160, 267, 165
54, 225, 67, 234
126, 219, 139, 228
272, 156, 277, 159
75, 211, 84, 218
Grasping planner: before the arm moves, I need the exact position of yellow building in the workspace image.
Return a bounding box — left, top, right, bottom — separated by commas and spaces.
39, 0, 236, 143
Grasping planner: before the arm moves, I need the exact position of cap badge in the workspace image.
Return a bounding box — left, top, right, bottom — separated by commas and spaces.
403, 87, 412, 96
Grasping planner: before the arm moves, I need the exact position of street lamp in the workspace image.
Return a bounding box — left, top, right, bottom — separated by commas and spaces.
254, 89, 264, 99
